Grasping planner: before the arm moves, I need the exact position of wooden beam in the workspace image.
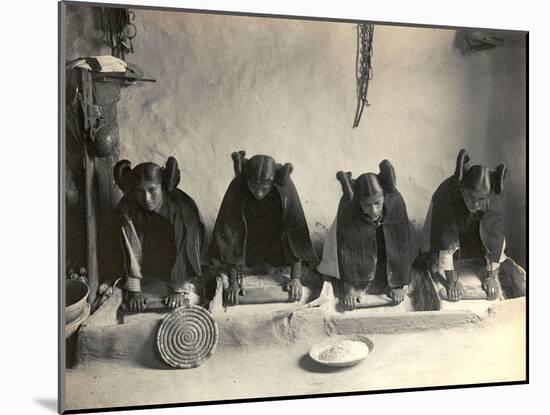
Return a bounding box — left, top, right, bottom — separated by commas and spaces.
84, 145, 99, 305
80, 69, 99, 305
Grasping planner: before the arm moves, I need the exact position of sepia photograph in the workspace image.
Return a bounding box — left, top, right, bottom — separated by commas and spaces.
59, 1, 527, 413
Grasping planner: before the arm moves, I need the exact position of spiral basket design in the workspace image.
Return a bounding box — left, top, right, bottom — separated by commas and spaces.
157, 305, 219, 369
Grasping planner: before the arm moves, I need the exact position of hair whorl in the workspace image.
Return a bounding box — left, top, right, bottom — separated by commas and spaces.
378, 159, 396, 193
275, 163, 293, 185
114, 159, 133, 194
336, 171, 354, 201
454, 149, 470, 183
231, 150, 247, 176
163, 157, 180, 191
491, 163, 507, 194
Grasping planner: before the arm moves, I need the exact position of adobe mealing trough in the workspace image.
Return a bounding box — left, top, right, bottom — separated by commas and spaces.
71, 269, 499, 368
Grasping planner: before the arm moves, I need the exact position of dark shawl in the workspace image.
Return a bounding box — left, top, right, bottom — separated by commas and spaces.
209, 174, 318, 266
429, 176, 505, 263
118, 188, 206, 280
336, 190, 416, 287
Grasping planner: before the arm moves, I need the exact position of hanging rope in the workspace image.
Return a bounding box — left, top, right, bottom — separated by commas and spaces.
353, 23, 375, 128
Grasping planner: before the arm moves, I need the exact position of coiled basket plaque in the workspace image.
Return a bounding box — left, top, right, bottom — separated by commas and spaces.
157, 305, 219, 369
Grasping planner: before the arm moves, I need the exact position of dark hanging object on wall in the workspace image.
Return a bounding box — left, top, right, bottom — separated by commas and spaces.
353, 23, 375, 129
101, 8, 137, 60
464, 30, 505, 52
455, 30, 514, 55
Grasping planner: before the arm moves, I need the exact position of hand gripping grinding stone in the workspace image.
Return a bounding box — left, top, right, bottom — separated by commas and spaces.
156, 305, 219, 369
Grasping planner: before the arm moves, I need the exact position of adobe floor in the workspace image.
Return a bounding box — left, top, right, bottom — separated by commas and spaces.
64, 297, 526, 411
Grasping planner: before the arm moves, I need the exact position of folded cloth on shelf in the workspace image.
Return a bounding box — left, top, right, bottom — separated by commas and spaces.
68, 55, 128, 73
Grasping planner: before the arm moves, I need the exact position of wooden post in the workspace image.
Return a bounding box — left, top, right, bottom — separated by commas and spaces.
80, 69, 99, 305
84, 146, 99, 305
92, 80, 123, 284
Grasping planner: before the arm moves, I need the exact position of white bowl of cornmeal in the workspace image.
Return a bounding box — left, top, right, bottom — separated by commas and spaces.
309, 334, 373, 367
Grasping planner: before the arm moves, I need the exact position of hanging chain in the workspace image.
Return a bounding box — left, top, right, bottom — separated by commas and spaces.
353, 23, 375, 128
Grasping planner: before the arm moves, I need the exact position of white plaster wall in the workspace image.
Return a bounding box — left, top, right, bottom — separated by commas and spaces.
66, 7, 527, 266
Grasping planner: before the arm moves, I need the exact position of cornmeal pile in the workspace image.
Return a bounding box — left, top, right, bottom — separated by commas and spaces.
318, 340, 369, 362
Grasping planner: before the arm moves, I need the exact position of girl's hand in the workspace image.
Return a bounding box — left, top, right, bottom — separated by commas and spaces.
224, 277, 241, 306
342, 282, 359, 310
126, 291, 147, 312
287, 278, 303, 302
389, 287, 405, 304
482, 276, 499, 300
164, 292, 189, 309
